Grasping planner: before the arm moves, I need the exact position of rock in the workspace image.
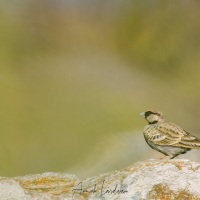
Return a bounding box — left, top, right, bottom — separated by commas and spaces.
0, 159, 200, 199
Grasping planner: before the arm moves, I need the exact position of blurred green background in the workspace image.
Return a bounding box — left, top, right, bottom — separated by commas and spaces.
1, 1, 200, 177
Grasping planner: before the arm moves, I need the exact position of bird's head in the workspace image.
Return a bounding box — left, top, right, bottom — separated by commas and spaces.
139, 110, 165, 124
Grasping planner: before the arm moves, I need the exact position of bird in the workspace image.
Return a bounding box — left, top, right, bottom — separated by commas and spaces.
140, 110, 200, 159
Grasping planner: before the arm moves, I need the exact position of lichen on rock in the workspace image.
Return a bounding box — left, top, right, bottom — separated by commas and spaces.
0, 159, 200, 199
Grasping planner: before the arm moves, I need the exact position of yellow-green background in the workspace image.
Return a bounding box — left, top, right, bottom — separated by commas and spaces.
1, 1, 200, 177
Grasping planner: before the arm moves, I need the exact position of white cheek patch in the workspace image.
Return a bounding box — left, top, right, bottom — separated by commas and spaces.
147, 115, 156, 122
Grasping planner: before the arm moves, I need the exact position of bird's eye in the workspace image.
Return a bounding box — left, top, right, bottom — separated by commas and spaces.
145, 111, 159, 118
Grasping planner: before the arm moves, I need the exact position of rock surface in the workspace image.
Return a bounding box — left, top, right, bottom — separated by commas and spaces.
1, 159, 200, 200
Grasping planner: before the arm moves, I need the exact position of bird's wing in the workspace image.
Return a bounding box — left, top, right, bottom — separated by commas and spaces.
178, 134, 200, 148
146, 122, 187, 146
163, 123, 200, 148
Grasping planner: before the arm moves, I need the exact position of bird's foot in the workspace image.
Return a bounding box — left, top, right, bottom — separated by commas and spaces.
159, 155, 171, 160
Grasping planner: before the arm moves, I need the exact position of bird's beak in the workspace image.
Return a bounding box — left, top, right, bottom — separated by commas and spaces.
139, 112, 145, 118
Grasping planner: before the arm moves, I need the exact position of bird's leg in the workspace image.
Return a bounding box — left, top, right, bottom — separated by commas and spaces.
170, 154, 179, 159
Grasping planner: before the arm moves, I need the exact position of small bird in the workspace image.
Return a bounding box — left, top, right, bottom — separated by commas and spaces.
140, 110, 200, 159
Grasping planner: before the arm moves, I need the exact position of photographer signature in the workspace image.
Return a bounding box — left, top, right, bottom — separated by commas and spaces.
72, 179, 128, 199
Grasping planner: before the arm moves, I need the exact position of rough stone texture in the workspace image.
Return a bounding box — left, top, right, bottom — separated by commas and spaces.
1, 159, 200, 200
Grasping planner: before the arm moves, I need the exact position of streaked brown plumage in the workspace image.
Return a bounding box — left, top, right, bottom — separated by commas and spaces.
140, 110, 200, 159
